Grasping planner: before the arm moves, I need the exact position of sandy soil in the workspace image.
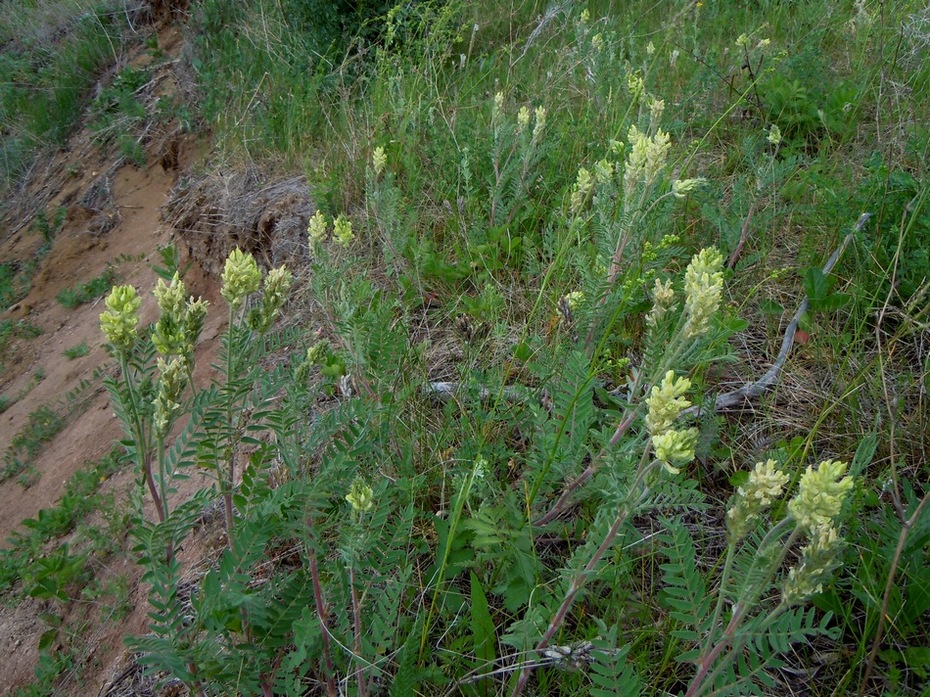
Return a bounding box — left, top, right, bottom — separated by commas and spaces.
0, 21, 224, 695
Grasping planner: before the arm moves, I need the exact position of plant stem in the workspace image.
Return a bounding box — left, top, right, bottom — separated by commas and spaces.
858, 491, 930, 696
223, 304, 236, 538
513, 467, 652, 696
307, 526, 338, 696
120, 354, 164, 522
349, 564, 368, 697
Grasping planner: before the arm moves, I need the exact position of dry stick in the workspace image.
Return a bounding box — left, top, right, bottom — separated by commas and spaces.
536, 212, 871, 526
690, 211, 872, 414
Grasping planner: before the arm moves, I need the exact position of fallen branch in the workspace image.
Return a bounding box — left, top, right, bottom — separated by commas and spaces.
691, 211, 871, 414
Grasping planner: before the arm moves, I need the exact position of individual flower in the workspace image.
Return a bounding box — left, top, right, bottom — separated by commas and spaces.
517, 106, 531, 134
346, 477, 374, 512
781, 524, 844, 605
333, 214, 354, 247
645, 370, 692, 435
682, 247, 724, 338
787, 460, 854, 532
100, 285, 141, 354
221, 248, 261, 307
726, 459, 791, 542
652, 428, 698, 474
372, 146, 387, 176
307, 210, 328, 250
646, 278, 675, 328
766, 124, 782, 146
672, 177, 708, 199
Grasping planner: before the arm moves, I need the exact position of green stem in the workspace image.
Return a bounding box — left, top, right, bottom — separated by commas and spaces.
120, 353, 164, 522
702, 542, 736, 658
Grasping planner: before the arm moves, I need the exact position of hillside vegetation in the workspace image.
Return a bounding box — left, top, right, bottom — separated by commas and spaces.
2, 0, 929, 695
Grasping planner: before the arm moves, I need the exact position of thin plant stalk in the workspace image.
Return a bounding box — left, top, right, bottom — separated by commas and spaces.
512, 459, 655, 696
349, 565, 368, 697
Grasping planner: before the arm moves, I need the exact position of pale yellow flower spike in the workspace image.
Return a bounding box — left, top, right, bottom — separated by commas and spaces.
516, 106, 531, 134
645, 370, 692, 435
782, 524, 844, 605
307, 210, 328, 250
726, 459, 790, 542
372, 146, 387, 176
333, 215, 354, 247
346, 477, 374, 512
683, 247, 724, 338
100, 285, 141, 354
787, 460, 855, 532
652, 428, 698, 475
221, 248, 262, 307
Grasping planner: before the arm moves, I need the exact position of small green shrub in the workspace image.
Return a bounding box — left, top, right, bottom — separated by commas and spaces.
63, 342, 91, 360
0, 405, 66, 484
56, 266, 117, 309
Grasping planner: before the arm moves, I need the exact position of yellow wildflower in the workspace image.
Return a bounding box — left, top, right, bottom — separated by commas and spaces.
307, 210, 328, 250
787, 460, 854, 532
346, 477, 374, 512
652, 428, 698, 474
100, 285, 141, 354
221, 248, 261, 307
726, 459, 790, 542
645, 370, 692, 435
333, 214, 354, 247
683, 247, 724, 338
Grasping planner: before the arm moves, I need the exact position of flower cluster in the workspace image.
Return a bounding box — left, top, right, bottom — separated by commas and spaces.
726, 459, 790, 542
570, 167, 594, 213
672, 177, 707, 199
646, 371, 697, 474
307, 210, 328, 250
100, 285, 141, 354
153, 356, 185, 437
247, 265, 294, 334
646, 278, 675, 328
152, 272, 208, 362
787, 459, 854, 532
372, 146, 387, 176
221, 248, 262, 307
782, 524, 844, 605
333, 214, 354, 247
346, 477, 374, 513
683, 247, 724, 338
623, 124, 670, 191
